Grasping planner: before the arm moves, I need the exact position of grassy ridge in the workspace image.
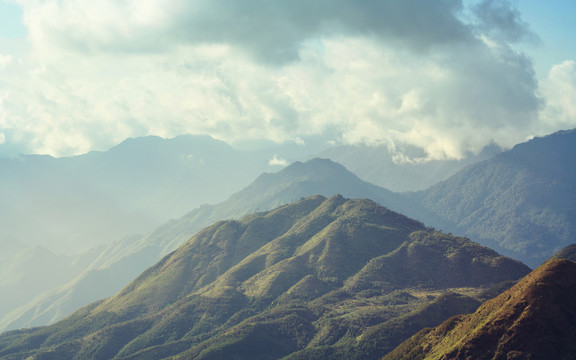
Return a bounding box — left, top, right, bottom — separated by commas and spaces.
0, 196, 530, 359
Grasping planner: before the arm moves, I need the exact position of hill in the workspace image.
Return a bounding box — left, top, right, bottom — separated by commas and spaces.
0, 134, 289, 329
0, 196, 529, 360
0, 158, 423, 332
384, 258, 576, 360
410, 129, 576, 267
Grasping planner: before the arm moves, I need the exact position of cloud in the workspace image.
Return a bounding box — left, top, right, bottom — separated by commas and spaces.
0, 54, 12, 68
472, 0, 537, 43
19, 0, 473, 63
540, 60, 576, 131
268, 155, 288, 166
0, 0, 570, 159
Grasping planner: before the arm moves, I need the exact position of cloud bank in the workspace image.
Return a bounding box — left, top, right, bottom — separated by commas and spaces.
0, 0, 574, 158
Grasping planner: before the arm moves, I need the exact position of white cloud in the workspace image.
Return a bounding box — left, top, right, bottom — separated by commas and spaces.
268, 155, 288, 167
0, 0, 571, 159
0, 132, 5, 144
0, 54, 12, 68
539, 60, 576, 131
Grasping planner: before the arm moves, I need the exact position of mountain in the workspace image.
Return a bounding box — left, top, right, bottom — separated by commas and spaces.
0, 196, 529, 360
0, 134, 282, 254
410, 129, 576, 268
0, 246, 73, 317
384, 258, 576, 360
319, 143, 501, 192
0, 134, 294, 331
0, 158, 422, 332
0, 243, 110, 321
550, 244, 576, 262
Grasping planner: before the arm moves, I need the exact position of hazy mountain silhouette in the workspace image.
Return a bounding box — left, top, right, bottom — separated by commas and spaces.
0, 196, 529, 360
410, 129, 576, 267
384, 258, 576, 360
0, 246, 81, 321
319, 143, 502, 192
0, 134, 282, 254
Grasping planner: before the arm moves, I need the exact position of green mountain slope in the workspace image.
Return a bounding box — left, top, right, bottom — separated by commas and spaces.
411, 129, 576, 267
384, 258, 576, 360
0, 196, 529, 360
0, 158, 424, 332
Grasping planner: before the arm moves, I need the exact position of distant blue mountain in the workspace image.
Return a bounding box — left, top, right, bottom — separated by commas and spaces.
0, 134, 280, 253
410, 129, 576, 267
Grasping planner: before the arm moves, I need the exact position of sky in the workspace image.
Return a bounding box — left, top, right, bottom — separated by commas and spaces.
0, 0, 575, 159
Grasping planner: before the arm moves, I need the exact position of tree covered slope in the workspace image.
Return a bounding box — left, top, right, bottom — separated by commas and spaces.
411, 129, 576, 268
0, 196, 529, 360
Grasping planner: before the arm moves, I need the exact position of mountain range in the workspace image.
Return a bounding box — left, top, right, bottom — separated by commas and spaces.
0, 195, 529, 360
0, 133, 498, 255
411, 129, 576, 267
2, 128, 575, 331
0, 134, 283, 254
319, 142, 502, 192
1, 128, 575, 357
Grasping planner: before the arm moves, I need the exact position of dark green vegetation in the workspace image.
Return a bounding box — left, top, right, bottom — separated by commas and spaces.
0, 196, 529, 360
411, 129, 576, 268
384, 258, 576, 360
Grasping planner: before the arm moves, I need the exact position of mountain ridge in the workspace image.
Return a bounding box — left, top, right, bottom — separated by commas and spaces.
0, 195, 529, 360
0, 157, 415, 332
410, 128, 576, 267
384, 258, 576, 360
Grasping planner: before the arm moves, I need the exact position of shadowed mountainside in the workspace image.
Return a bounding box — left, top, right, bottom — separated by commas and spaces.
384, 258, 576, 360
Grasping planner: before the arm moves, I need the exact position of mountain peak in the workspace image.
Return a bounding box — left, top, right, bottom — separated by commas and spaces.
108, 134, 232, 157
500, 127, 576, 181
279, 158, 351, 177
